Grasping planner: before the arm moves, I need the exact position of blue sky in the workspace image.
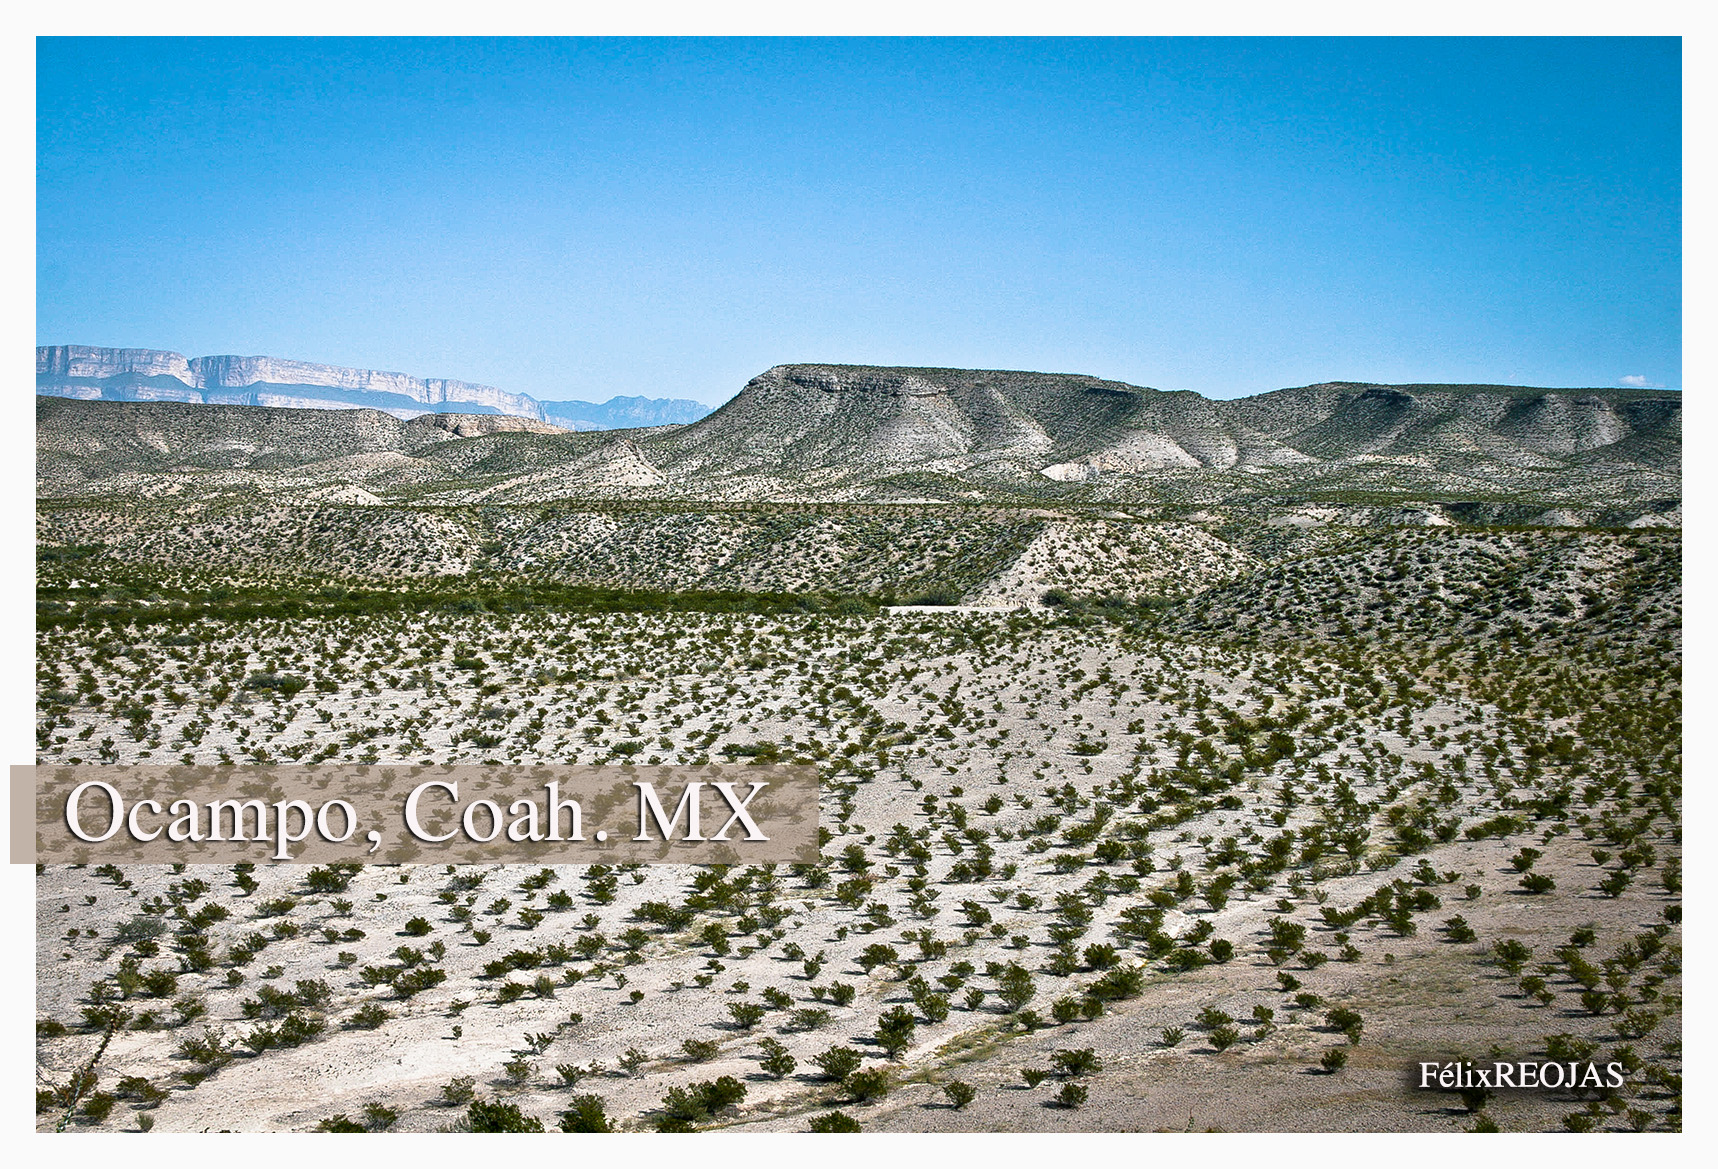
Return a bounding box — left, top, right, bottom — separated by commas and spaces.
37, 37, 1681, 405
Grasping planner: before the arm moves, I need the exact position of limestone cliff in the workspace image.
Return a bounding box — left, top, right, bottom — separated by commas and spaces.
37, 345, 713, 428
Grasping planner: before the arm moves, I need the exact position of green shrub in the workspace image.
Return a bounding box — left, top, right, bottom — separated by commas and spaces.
943, 1080, 977, 1109
682, 1038, 721, 1062
314, 1114, 366, 1132
856, 944, 899, 973
558, 1095, 612, 1132
468, 1100, 543, 1132
1196, 1006, 1233, 1029
874, 1006, 917, 1058
808, 1110, 861, 1132
1492, 939, 1532, 975
843, 1067, 890, 1102
1325, 1006, 1364, 1044
1053, 1048, 1102, 1076
790, 1007, 833, 1031
82, 1091, 118, 1122
813, 1045, 862, 1081
759, 1037, 797, 1078
348, 1003, 391, 1030
1053, 1083, 1088, 1109
657, 1076, 747, 1128
728, 1001, 766, 1030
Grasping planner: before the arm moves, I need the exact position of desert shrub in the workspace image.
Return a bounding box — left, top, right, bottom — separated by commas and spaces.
314, 1114, 366, 1132
1196, 1006, 1233, 1030
656, 1076, 747, 1129
347, 1003, 391, 1030
441, 1076, 476, 1105
141, 969, 179, 998
843, 1067, 890, 1102
828, 982, 857, 1006
812, 1045, 862, 1081
82, 1091, 118, 1122
728, 1001, 766, 1030
1545, 1034, 1596, 1062
808, 1111, 861, 1132
943, 1080, 977, 1109
116, 1075, 166, 1105
1161, 1026, 1184, 1047
1053, 1083, 1088, 1108
1598, 871, 1632, 898
1325, 1007, 1364, 1044
1088, 964, 1144, 1000
682, 1038, 721, 1062
468, 1100, 543, 1132
856, 944, 899, 973
789, 1007, 832, 1031
874, 1006, 917, 1058
758, 1037, 797, 1078
1491, 939, 1533, 975
1320, 1047, 1348, 1073
1052, 1048, 1101, 1076
558, 1095, 612, 1132
395, 968, 447, 998
1209, 1025, 1240, 1051
114, 915, 167, 945
402, 917, 432, 936
304, 867, 353, 894
1022, 1068, 1050, 1088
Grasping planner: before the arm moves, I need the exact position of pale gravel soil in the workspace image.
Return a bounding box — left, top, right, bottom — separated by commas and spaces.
36, 600, 1680, 1133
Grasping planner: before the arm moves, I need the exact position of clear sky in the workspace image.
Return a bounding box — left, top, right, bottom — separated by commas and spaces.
37, 37, 1681, 405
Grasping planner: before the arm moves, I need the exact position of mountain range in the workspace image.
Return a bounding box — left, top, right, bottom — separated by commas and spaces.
36, 359, 1680, 526
36, 345, 712, 430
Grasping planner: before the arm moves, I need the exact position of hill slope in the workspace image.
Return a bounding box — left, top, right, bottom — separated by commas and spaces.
36, 363, 1679, 523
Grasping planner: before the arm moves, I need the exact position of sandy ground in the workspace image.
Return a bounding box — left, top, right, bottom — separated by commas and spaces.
36, 611, 1680, 1132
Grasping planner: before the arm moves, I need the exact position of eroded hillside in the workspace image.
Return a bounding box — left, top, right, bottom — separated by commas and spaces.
38, 366, 1681, 516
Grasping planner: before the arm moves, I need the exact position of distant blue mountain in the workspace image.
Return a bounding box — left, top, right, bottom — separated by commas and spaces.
537, 395, 712, 430
36, 345, 714, 430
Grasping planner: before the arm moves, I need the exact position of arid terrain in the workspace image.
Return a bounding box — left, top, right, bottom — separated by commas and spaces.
35, 370, 1681, 1133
